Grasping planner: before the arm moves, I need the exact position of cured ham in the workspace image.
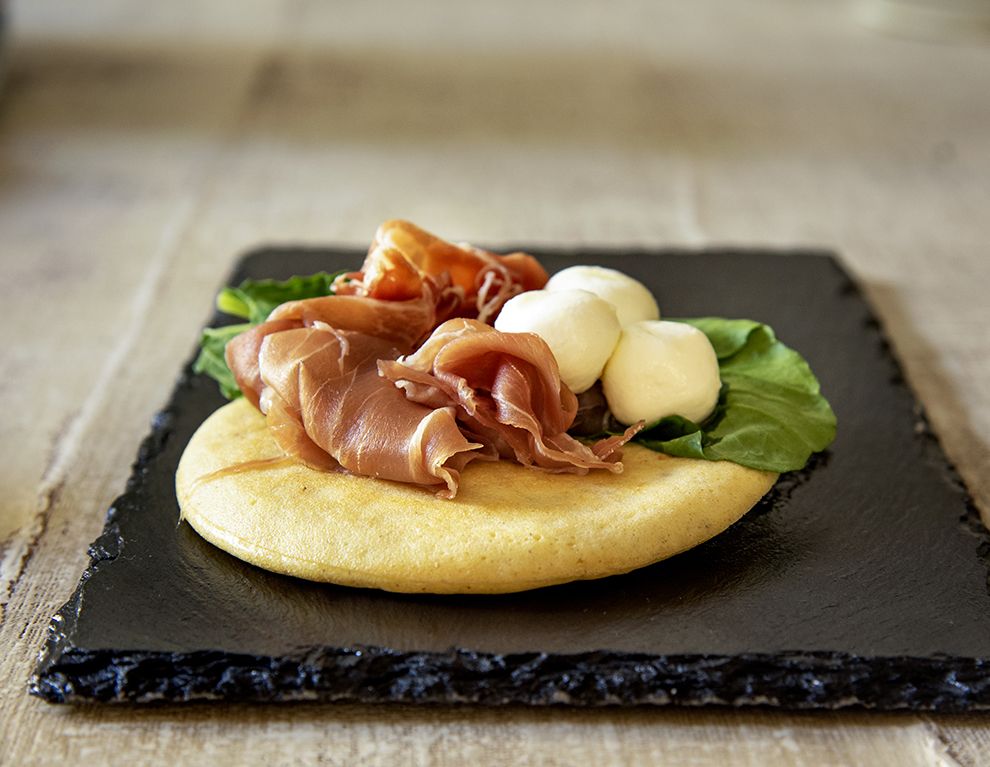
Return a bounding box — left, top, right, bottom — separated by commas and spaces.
257, 326, 486, 498
225, 282, 445, 409
332, 219, 550, 323
380, 319, 638, 475
223, 220, 637, 498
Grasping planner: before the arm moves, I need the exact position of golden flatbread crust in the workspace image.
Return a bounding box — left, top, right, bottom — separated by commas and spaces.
176, 397, 778, 594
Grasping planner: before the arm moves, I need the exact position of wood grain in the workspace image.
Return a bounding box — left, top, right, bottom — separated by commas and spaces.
2, 1, 990, 763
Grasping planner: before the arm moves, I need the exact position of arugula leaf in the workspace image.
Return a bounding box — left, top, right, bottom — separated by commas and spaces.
632, 318, 836, 473
194, 271, 345, 397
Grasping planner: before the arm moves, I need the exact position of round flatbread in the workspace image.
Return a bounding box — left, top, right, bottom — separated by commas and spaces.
176, 398, 778, 594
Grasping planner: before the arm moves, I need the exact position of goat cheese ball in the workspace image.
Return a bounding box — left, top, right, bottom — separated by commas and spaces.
495, 289, 621, 393
545, 265, 660, 328
602, 320, 721, 425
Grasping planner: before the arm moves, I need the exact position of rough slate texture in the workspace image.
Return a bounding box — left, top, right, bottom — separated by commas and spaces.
29, 248, 990, 710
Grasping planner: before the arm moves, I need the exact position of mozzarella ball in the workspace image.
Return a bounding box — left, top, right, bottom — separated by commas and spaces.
495, 289, 621, 393
545, 265, 660, 328
602, 320, 720, 425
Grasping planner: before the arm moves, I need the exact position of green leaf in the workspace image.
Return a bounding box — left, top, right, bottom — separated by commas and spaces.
193, 323, 250, 399
216, 271, 345, 324
196, 271, 346, 397
632, 318, 836, 473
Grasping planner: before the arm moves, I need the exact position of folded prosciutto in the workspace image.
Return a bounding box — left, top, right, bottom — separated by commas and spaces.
250, 319, 637, 499
379, 319, 635, 474
225, 283, 445, 410
332, 219, 550, 323
258, 325, 485, 499
223, 220, 638, 498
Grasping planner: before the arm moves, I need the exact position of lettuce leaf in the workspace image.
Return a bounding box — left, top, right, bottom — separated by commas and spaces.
631, 318, 836, 473
216, 271, 344, 323
193, 271, 345, 397
192, 323, 252, 399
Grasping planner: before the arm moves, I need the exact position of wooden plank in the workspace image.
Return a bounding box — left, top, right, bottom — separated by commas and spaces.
3, 1, 990, 761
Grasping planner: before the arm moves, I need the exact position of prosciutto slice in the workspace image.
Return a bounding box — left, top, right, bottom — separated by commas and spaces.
333, 219, 550, 322
225, 283, 445, 409
257, 325, 487, 498
222, 221, 637, 498
380, 319, 640, 475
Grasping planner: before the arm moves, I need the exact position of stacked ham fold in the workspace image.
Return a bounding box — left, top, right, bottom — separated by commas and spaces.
225, 220, 639, 498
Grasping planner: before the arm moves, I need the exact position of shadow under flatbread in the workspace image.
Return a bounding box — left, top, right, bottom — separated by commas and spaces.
29, 246, 990, 711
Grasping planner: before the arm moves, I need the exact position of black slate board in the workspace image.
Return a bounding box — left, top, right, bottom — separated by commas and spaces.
30, 247, 990, 710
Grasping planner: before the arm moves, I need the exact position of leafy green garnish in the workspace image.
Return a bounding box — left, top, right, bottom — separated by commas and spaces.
193, 271, 345, 397
631, 318, 836, 473
193, 323, 253, 399
216, 271, 344, 323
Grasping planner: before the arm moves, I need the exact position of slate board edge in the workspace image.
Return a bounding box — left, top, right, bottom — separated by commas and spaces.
28, 246, 990, 710
27, 641, 990, 710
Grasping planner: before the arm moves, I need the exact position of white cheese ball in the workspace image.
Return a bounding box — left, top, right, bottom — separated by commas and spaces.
545, 265, 660, 328
494, 289, 621, 394
602, 320, 721, 425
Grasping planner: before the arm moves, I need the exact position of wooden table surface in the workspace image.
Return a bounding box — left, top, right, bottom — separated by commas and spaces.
2, 0, 990, 764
